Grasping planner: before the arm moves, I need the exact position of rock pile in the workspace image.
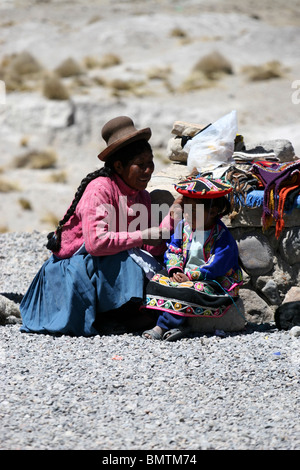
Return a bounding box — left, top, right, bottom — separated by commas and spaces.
0, 295, 21, 325
230, 225, 300, 323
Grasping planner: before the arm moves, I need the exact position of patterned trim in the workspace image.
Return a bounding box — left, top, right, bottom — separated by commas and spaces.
145, 295, 231, 318
174, 176, 233, 199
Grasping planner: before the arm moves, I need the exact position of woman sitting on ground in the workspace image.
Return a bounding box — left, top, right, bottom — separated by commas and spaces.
20, 116, 179, 337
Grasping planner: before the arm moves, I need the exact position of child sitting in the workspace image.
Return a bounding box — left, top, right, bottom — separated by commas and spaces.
143, 176, 243, 341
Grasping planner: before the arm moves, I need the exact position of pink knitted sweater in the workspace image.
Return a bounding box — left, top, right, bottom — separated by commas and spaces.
53, 174, 173, 259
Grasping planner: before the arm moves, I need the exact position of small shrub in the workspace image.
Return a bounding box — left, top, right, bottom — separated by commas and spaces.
3, 69, 24, 91
193, 51, 233, 79
0, 178, 19, 192
83, 55, 101, 69
179, 71, 212, 92
18, 198, 32, 210
20, 136, 30, 147
8, 51, 43, 75
109, 78, 134, 91
13, 148, 57, 169
109, 78, 148, 97
93, 76, 106, 86
55, 57, 84, 77
147, 66, 172, 80
47, 171, 68, 183
241, 61, 285, 81
0, 52, 45, 92
169, 27, 187, 38
99, 53, 121, 68
43, 74, 70, 100
84, 53, 121, 70
87, 15, 102, 24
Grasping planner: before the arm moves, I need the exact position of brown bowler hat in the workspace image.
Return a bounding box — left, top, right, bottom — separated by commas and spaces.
97, 116, 152, 161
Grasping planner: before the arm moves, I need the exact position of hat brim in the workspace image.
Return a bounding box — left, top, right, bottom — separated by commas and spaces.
97, 128, 152, 162
174, 177, 233, 199
175, 187, 232, 198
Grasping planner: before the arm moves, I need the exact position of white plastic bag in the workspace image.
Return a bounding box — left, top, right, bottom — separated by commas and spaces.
185, 110, 238, 172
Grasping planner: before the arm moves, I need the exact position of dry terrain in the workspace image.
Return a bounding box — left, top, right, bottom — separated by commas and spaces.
0, 0, 299, 232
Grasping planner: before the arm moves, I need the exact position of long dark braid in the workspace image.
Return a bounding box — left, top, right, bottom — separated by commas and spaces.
46, 139, 152, 252
46, 166, 111, 251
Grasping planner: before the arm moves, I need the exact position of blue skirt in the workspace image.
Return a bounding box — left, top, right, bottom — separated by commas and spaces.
20, 249, 145, 337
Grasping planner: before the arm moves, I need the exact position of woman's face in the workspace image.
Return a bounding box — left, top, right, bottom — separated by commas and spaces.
114, 150, 155, 191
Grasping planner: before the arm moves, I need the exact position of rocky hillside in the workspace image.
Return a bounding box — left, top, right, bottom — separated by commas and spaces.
0, 0, 300, 233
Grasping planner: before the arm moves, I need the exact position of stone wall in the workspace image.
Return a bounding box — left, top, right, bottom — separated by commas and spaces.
225, 207, 300, 324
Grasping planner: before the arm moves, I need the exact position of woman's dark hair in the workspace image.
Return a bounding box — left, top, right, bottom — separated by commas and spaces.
46, 139, 152, 251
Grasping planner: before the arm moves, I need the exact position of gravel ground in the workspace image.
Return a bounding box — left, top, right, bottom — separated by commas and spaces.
0, 232, 299, 451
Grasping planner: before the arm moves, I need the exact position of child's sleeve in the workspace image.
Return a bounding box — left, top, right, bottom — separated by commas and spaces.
186, 228, 239, 281
164, 220, 184, 275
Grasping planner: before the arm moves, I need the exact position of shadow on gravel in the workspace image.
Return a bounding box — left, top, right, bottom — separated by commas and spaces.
1, 292, 24, 303
2, 293, 278, 339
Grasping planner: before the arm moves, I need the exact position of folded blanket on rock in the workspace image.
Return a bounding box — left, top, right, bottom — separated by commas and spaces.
246, 190, 300, 211
233, 151, 278, 162
251, 161, 300, 238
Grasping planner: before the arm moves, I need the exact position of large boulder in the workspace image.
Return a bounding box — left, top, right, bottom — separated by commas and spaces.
245, 139, 295, 162
236, 231, 274, 276
0, 295, 21, 325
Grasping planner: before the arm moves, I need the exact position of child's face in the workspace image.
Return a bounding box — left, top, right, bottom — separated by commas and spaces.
183, 197, 218, 230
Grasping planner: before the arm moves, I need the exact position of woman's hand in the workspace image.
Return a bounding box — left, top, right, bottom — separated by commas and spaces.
170, 272, 189, 283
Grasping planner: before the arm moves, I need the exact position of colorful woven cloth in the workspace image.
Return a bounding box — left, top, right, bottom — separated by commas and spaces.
145, 271, 234, 318
251, 160, 300, 238
174, 176, 232, 199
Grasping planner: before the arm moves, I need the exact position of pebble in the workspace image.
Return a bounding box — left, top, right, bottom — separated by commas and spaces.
0, 323, 299, 450
290, 326, 300, 337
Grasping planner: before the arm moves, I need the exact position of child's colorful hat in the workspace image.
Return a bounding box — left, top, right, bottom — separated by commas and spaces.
174, 176, 232, 199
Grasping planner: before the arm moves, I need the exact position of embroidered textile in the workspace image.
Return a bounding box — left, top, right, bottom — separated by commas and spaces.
174, 176, 232, 199
145, 272, 233, 318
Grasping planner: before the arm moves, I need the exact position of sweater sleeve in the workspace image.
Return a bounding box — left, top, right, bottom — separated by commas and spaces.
164, 220, 184, 274
79, 182, 144, 256
196, 227, 239, 280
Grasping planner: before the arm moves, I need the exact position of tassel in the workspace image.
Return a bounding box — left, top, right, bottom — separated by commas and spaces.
275, 218, 285, 239
46, 231, 60, 251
